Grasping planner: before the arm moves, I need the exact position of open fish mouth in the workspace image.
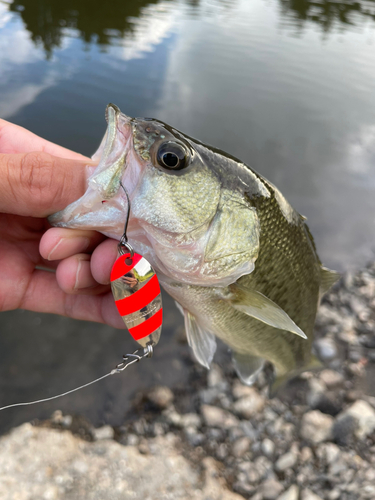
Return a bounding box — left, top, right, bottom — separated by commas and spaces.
49, 104, 134, 239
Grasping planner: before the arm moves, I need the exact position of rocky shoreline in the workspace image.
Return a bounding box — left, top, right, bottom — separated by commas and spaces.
1, 262, 375, 500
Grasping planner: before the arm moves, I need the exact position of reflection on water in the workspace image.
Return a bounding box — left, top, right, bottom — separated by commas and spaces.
9, 0, 167, 55
280, 0, 375, 33
1, 0, 375, 431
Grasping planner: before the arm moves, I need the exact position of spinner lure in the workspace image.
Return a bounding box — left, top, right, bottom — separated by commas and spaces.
110, 183, 163, 348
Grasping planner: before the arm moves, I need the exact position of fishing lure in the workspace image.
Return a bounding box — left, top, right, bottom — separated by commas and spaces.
111, 182, 163, 347
0, 185, 161, 412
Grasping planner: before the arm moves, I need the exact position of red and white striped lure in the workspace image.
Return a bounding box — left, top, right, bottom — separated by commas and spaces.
111, 251, 163, 347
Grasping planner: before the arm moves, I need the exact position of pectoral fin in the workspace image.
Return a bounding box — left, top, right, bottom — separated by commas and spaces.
320, 266, 340, 296
229, 285, 307, 339
175, 302, 217, 369
232, 352, 265, 386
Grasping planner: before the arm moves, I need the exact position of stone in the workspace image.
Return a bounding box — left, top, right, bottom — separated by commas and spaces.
314, 337, 337, 360
201, 405, 239, 429
180, 413, 202, 429
343, 400, 375, 439
207, 364, 227, 390
307, 378, 326, 408
147, 386, 174, 409
92, 425, 115, 441
300, 411, 334, 444
232, 390, 265, 419
319, 370, 344, 389
317, 443, 340, 465
232, 437, 251, 458
261, 479, 284, 500
300, 447, 313, 462
332, 414, 357, 446
232, 380, 258, 400
275, 451, 298, 471
301, 489, 324, 500
0, 424, 246, 500
277, 485, 299, 500
261, 438, 275, 457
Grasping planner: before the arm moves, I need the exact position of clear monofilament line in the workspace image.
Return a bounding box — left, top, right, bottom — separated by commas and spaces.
0, 351, 146, 412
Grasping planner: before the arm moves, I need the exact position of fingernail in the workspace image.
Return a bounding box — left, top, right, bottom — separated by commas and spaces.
48, 237, 90, 261
47, 238, 64, 260
74, 259, 83, 290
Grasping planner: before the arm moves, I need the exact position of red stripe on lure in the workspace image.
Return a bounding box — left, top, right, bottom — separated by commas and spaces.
110, 252, 163, 347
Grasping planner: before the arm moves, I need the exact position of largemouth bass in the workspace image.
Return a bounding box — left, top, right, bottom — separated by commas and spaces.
50, 104, 338, 385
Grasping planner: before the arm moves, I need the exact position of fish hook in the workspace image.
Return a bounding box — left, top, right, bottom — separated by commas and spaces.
118, 180, 134, 259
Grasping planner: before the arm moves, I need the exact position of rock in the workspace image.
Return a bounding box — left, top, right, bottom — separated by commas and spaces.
332, 414, 357, 446
0, 424, 246, 500
319, 370, 344, 389
180, 413, 202, 429
232, 389, 265, 419
261, 479, 284, 500
232, 437, 251, 458
201, 457, 246, 500
92, 425, 115, 441
327, 490, 340, 500
300, 447, 313, 463
51, 411, 73, 428
316, 443, 340, 465
307, 378, 326, 408
300, 410, 334, 444
301, 489, 324, 500
201, 405, 239, 429
147, 386, 174, 409
343, 400, 375, 439
277, 485, 299, 500
232, 380, 258, 400
207, 364, 228, 390
314, 337, 337, 360
275, 451, 298, 471
261, 438, 275, 457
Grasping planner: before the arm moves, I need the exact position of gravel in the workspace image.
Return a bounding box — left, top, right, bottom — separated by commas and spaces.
2, 261, 375, 499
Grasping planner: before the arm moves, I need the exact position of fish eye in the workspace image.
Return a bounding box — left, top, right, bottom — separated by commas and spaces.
157, 142, 187, 170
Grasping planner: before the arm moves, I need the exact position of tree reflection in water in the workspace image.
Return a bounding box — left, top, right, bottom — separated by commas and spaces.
279, 0, 375, 33
9, 0, 168, 56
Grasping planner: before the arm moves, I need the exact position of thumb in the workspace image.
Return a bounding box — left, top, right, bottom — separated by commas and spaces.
0, 151, 94, 217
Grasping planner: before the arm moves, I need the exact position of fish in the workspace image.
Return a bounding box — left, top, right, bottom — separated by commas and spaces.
49, 103, 339, 386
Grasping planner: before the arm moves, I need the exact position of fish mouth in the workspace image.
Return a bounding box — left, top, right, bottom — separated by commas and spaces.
49, 104, 134, 240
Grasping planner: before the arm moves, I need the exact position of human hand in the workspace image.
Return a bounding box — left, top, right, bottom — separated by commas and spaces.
0, 119, 123, 328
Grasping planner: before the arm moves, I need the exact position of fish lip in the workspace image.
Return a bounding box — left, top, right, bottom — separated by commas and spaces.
105, 103, 121, 124
48, 104, 133, 231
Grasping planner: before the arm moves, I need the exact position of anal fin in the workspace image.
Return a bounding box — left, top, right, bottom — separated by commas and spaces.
232, 352, 265, 386
175, 301, 216, 369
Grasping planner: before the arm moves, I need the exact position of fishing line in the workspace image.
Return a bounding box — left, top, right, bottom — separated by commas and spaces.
0, 345, 153, 412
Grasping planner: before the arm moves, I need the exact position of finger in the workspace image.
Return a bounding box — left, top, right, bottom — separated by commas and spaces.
91, 239, 119, 285
40, 228, 106, 261
0, 151, 96, 217
56, 254, 110, 295
0, 119, 88, 160
20, 269, 125, 328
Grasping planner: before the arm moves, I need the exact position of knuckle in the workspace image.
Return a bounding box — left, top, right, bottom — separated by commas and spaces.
19, 152, 57, 208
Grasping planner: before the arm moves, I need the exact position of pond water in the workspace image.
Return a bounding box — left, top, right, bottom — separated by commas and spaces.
1, 0, 375, 433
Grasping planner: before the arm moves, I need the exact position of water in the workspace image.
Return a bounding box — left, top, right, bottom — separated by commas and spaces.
1, 0, 375, 433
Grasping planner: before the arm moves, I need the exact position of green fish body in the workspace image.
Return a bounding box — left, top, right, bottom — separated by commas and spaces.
50, 104, 338, 384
